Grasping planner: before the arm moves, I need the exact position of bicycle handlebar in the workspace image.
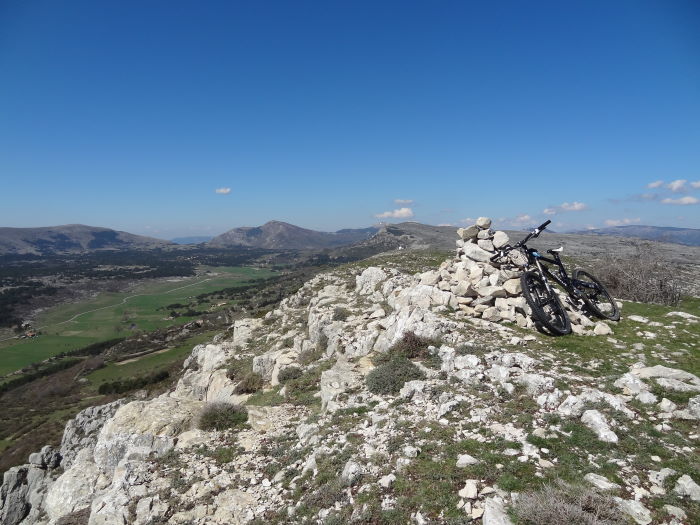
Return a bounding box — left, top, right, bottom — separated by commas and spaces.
489, 219, 552, 262
536, 219, 551, 231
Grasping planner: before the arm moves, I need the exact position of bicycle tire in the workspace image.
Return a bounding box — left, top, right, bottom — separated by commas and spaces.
572, 269, 620, 321
520, 271, 572, 335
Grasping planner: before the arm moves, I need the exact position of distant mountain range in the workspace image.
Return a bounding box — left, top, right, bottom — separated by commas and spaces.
171, 236, 214, 245
0, 225, 172, 255
573, 225, 700, 246
2, 221, 698, 257
208, 221, 379, 250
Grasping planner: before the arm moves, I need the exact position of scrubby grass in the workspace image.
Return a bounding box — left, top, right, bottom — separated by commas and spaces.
194, 444, 240, 464
374, 331, 442, 364
278, 366, 303, 383
284, 360, 333, 406
511, 480, 627, 525
366, 357, 425, 395
234, 372, 263, 394
197, 402, 248, 431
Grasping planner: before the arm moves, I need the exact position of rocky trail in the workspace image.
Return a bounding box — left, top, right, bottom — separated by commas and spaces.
1, 219, 698, 525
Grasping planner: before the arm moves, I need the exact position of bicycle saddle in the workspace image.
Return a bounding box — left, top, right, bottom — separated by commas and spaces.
547, 247, 564, 253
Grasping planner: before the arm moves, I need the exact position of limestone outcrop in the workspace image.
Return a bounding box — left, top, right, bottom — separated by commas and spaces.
1, 229, 698, 524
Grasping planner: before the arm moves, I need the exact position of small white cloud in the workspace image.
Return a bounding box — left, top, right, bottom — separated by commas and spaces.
666, 179, 687, 192
460, 217, 477, 224
690, 181, 700, 189
437, 223, 454, 227
543, 201, 587, 215
499, 214, 535, 227
513, 214, 534, 226
394, 199, 414, 205
661, 196, 699, 205
374, 207, 414, 219
561, 201, 587, 212
215, 187, 231, 194
647, 180, 664, 189
604, 218, 641, 227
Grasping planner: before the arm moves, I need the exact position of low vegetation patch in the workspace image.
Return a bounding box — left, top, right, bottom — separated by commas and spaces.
233, 372, 263, 394
332, 307, 351, 321
374, 331, 441, 365
511, 480, 627, 525
366, 357, 425, 395
278, 366, 303, 383
197, 402, 248, 431
97, 369, 169, 395
591, 243, 682, 305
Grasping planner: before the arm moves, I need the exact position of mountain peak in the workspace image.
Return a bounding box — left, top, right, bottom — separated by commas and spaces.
208, 222, 378, 250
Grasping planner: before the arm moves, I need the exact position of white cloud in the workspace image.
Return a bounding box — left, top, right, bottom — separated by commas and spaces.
691, 181, 700, 189
437, 223, 454, 227
460, 217, 477, 224
513, 214, 534, 225
661, 196, 699, 205
666, 179, 687, 192
394, 199, 414, 205
604, 218, 641, 227
647, 180, 664, 189
498, 214, 535, 228
374, 207, 414, 219
561, 201, 587, 211
543, 201, 587, 215
215, 187, 231, 194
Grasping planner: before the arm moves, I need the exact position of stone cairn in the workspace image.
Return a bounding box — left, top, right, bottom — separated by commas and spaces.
426, 216, 615, 335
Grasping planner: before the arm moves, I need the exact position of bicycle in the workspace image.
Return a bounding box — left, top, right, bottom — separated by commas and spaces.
490, 220, 620, 335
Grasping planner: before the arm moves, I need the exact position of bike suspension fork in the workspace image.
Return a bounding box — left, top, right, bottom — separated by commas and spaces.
534, 259, 555, 294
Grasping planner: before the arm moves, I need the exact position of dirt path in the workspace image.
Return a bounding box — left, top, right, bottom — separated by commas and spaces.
116, 348, 170, 365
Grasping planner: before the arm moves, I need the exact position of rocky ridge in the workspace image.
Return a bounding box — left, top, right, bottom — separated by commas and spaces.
1, 229, 699, 524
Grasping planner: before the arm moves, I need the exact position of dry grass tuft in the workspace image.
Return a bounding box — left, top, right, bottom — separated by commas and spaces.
511, 480, 627, 525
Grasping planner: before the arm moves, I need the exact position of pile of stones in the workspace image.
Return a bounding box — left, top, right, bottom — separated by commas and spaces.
436, 216, 615, 335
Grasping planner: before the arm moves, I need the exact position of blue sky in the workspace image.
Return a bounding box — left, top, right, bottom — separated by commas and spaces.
1, 0, 699, 238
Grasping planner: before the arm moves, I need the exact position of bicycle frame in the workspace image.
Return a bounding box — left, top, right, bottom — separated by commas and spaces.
526, 248, 594, 308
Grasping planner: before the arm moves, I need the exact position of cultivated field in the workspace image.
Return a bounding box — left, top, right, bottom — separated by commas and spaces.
0, 266, 276, 376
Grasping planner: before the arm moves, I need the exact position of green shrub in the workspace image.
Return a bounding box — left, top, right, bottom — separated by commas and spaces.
278, 366, 303, 383
197, 403, 248, 431
366, 358, 425, 395
375, 331, 440, 365
332, 307, 351, 321
234, 372, 263, 394
226, 356, 253, 380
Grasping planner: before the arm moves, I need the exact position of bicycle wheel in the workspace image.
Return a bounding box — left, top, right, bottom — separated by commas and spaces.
572, 269, 620, 321
520, 271, 572, 335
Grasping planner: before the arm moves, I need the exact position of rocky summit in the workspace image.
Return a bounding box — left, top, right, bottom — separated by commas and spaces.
1, 220, 699, 524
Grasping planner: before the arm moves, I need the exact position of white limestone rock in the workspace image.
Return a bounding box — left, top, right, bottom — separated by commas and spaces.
673, 474, 700, 501
476, 217, 492, 229
463, 243, 495, 263
93, 395, 203, 478
584, 473, 620, 490
615, 498, 652, 525
581, 410, 618, 443
492, 231, 509, 249
356, 267, 388, 295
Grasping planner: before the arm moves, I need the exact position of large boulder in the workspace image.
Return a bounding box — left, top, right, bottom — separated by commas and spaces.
356, 267, 388, 295
60, 400, 125, 469
93, 395, 203, 478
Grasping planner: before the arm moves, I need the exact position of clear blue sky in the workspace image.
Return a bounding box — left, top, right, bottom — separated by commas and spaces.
1, 0, 699, 238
